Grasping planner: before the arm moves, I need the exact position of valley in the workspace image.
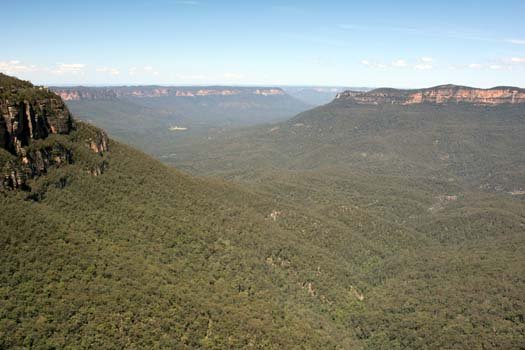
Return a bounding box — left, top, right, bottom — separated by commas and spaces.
2, 0, 525, 348
2, 74, 523, 348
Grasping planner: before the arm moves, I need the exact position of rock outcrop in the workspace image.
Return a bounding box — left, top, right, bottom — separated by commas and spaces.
0, 73, 109, 192
88, 129, 110, 154
0, 89, 73, 154
335, 85, 525, 105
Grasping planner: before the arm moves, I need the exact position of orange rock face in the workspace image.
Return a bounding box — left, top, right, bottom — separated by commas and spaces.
336, 85, 525, 105
405, 87, 525, 105
54, 88, 117, 101
56, 91, 81, 101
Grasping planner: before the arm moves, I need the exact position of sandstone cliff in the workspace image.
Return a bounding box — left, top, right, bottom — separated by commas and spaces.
335, 85, 525, 105
0, 73, 109, 192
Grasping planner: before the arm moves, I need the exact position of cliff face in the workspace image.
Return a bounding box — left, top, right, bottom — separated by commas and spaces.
53, 86, 286, 101
0, 73, 109, 192
0, 89, 73, 154
335, 85, 525, 105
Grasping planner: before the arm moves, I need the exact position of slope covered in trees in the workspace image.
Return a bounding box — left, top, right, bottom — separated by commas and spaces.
158, 92, 525, 349
1, 76, 524, 349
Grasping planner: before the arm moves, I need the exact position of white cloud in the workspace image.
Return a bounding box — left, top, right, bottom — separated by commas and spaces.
489, 65, 502, 70
0, 60, 37, 74
468, 63, 483, 69
52, 63, 85, 74
505, 38, 525, 45
58, 63, 85, 70
360, 60, 386, 68
363, 57, 433, 70
96, 67, 120, 76
414, 57, 433, 70
392, 59, 407, 67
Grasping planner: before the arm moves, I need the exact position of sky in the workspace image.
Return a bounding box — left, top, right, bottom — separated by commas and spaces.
1, 0, 525, 88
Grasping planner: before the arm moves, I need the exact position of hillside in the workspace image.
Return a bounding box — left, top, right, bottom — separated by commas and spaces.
2, 74, 365, 348
158, 85, 525, 348
168, 86, 525, 193
1, 74, 373, 348
2, 76, 524, 349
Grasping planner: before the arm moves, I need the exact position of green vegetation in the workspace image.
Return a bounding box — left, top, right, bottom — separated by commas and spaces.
1, 76, 524, 349
156, 101, 525, 349
6, 138, 522, 349
0, 73, 55, 101
0, 73, 33, 91
2, 137, 418, 349
59, 87, 310, 156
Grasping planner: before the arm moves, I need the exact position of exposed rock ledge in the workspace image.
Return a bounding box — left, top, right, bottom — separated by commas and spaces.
335, 85, 525, 105
1, 73, 109, 192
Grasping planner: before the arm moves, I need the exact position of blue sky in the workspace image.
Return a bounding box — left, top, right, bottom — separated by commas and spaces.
1, 0, 525, 87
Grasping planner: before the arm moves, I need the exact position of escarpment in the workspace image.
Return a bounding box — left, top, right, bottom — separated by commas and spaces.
0, 73, 109, 192
52, 86, 287, 100
335, 85, 525, 105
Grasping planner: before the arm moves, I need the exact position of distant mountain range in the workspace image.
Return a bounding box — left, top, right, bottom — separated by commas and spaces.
52, 86, 289, 101
48, 85, 313, 154
51, 85, 374, 106
50, 85, 311, 129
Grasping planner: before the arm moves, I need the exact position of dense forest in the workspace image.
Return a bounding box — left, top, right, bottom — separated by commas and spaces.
1, 74, 524, 349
